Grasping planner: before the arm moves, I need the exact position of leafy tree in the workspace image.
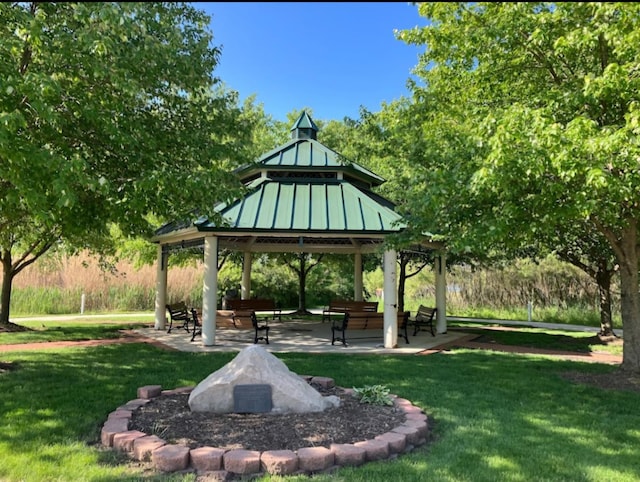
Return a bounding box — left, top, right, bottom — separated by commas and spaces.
321, 108, 431, 310
396, 250, 432, 312
398, 2, 640, 371
237, 94, 290, 160
278, 252, 324, 315
0, 2, 253, 326
539, 221, 619, 336
363, 98, 620, 332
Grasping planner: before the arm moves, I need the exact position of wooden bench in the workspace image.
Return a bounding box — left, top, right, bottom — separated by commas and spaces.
190, 309, 270, 344
166, 302, 195, 334
408, 305, 437, 337
232, 310, 270, 344
226, 298, 281, 321
322, 300, 378, 323
331, 310, 410, 346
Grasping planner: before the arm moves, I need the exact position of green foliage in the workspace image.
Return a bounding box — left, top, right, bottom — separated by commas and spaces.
250, 256, 299, 308
352, 384, 394, 406
390, 2, 640, 368
0, 2, 254, 323
363, 267, 384, 300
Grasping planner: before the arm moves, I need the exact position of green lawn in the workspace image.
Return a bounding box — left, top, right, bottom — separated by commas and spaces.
0, 333, 638, 481
2, 314, 154, 345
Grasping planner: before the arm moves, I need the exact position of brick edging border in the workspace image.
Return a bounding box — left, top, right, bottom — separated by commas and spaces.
100, 377, 428, 477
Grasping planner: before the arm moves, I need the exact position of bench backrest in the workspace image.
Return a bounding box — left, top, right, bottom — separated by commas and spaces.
166, 302, 190, 321
214, 310, 236, 328
416, 305, 436, 321
340, 310, 409, 329
232, 310, 259, 329
329, 300, 378, 312
226, 298, 276, 311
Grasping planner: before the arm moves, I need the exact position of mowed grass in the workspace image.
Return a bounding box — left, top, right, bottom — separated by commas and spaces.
0, 335, 638, 481
1, 323, 153, 345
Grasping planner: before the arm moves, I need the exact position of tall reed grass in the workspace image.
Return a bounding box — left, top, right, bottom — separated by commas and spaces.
4, 251, 617, 327
8, 252, 203, 315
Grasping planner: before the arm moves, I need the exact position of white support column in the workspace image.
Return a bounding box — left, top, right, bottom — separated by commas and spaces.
241, 251, 252, 300
383, 249, 398, 348
154, 244, 168, 330
354, 252, 363, 301
202, 236, 219, 346
435, 251, 448, 334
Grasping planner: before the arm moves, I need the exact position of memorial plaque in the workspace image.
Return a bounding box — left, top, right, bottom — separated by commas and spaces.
233, 384, 273, 413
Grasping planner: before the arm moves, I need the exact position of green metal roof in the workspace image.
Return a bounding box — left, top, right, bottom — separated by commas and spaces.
236, 138, 386, 186
290, 111, 319, 132
154, 111, 407, 242
196, 178, 404, 233
235, 111, 385, 187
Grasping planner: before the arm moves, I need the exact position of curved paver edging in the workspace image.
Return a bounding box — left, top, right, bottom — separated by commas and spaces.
100, 377, 428, 477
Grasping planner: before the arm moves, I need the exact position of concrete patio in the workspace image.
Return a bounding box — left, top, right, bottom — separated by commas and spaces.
135, 317, 468, 355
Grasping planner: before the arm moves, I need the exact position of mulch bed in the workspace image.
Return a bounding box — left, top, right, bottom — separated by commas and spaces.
128, 383, 407, 452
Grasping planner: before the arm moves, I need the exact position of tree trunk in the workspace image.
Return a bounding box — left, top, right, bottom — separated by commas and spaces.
397, 255, 408, 312
0, 252, 14, 326
298, 254, 307, 312
611, 223, 640, 372
595, 268, 615, 337
293, 253, 312, 316
619, 257, 640, 372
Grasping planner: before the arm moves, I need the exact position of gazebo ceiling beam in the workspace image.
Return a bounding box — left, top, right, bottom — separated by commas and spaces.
228, 244, 380, 254
157, 235, 443, 255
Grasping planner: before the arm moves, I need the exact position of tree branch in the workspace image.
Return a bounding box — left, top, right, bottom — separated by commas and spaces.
304, 253, 324, 276
405, 259, 430, 279
18, 3, 37, 75
12, 235, 59, 276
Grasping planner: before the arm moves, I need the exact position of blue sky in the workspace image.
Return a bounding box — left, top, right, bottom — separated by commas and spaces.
195, 2, 427, 122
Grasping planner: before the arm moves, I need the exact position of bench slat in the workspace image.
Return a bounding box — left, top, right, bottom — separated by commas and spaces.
226, 299, 281, 321
322, 300, 378, 323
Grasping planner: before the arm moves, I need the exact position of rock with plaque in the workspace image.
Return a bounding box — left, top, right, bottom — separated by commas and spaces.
188, 345, 340, 413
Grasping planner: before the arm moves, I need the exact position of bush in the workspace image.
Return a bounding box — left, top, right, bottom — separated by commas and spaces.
352, 384, 394, 406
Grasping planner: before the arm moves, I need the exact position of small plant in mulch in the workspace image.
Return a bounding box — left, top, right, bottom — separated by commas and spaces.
352, 384, 394, 406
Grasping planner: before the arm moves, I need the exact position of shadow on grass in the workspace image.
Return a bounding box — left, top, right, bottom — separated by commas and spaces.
453, 326, 620, 353
0, 323, 150, 344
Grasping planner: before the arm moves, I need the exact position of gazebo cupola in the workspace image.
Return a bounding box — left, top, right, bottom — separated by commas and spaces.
290, 111, 318, 140
234, 111, 386, 192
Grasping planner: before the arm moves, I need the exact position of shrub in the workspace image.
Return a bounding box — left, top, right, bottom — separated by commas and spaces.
352, 384, 394, 406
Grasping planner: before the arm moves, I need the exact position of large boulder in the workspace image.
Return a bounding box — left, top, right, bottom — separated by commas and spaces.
188, 345, 340, 413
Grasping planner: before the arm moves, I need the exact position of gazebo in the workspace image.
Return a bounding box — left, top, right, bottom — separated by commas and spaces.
151, 112, 447, 348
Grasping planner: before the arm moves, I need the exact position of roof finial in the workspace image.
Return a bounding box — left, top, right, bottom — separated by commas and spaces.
291, 111, 318, 140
